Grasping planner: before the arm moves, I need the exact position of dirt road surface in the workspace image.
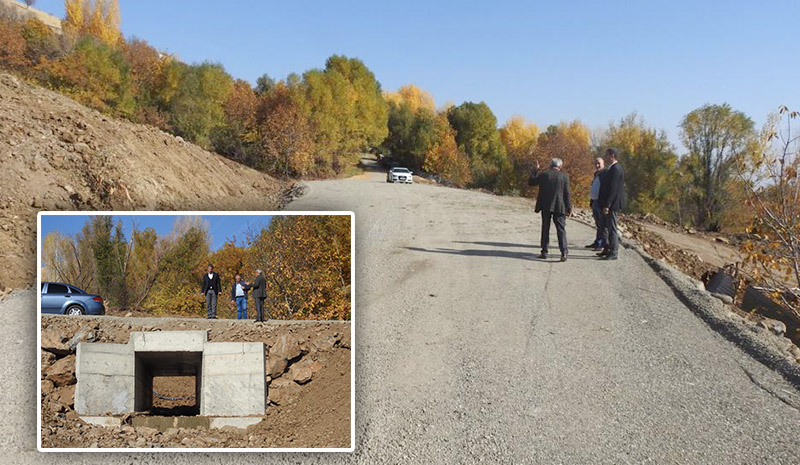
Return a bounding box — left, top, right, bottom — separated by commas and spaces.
3, 161, 800, 463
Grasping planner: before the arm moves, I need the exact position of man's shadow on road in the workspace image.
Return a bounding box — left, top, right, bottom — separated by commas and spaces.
404, 242, 601, 261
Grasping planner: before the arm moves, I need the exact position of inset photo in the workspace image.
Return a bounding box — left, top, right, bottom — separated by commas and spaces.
37, 211, 353, 451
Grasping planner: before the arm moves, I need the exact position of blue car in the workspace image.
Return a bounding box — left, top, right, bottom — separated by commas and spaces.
40, 282, 106, 315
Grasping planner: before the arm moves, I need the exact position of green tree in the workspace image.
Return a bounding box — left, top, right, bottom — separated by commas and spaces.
39, 36, 135, 116
423, 113, 472, 187
680, 103, 755, 230
598, 113, 678, 216
168, 62, 234, 147
382, 101, 437, 171
447, 102, 510, 190
296, 55, 388, 173
146, 224, 210, 316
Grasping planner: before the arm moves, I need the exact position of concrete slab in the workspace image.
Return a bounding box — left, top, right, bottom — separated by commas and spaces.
80, 416, 123, 427
210, 417, 263, 429
130, 331, 207, 352
132, 415, 211, 431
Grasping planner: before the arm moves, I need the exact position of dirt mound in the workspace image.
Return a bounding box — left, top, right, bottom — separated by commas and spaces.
0, 72, 285, 291
40, 315, 351, 448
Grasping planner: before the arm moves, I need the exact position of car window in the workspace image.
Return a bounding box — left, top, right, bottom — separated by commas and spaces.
46, 283, 69, 294
69, 286, 86, 294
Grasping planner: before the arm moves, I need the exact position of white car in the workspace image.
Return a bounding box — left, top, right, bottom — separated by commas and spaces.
387, 167, 413, 184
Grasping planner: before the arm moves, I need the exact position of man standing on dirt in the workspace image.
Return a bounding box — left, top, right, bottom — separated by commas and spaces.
230, 274, 250, 320
201, 264, 221, 319
248, 269, 268, 322
529, 158, 572, 262
586, 157, 606, 251
597, 148, 626, 260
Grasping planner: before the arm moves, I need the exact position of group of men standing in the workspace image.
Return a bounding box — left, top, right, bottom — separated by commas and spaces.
529, 148, 625, 261
201, 264, 268, 322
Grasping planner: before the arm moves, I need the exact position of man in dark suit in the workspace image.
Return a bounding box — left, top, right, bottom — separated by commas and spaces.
597, 148, 626, 260
529, 157, 572, 261
248, 269, 268, 322
230, 274, 250, 320
201, 264, 221, 319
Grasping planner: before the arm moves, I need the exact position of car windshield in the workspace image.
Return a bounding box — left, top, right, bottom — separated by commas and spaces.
69, 286, 86, 294
393, 168, 410, 173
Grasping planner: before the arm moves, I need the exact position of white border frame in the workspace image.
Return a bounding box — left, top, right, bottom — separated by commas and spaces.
36, 211, 356, 453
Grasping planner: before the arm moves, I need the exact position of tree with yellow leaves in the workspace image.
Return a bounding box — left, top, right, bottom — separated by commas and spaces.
384, 84, 436, 114
63, 0, 121, 45
500, 115, 538, 193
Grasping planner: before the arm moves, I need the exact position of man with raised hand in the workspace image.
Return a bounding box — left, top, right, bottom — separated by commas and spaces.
248, 269, 268, 323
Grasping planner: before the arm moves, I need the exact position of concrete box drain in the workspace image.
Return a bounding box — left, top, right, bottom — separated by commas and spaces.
75, 331, 265, 429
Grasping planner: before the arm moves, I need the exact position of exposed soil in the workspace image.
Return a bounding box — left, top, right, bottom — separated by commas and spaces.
40, 315, 351, 449
0, 71, 285, 292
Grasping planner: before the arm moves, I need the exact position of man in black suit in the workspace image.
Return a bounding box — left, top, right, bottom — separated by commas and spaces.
597, 148, 626, 260
529, 157, 572, 261
201, 264, 221, 319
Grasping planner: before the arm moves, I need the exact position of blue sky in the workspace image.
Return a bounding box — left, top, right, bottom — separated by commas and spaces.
40, 214, 272, 251
29, 0, 799, 150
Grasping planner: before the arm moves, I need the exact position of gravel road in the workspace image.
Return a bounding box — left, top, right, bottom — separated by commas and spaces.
3, 161, 799, 463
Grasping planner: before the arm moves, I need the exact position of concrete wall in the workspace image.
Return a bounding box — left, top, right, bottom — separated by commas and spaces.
74, 342, 134, 415
201, 342, 266, 416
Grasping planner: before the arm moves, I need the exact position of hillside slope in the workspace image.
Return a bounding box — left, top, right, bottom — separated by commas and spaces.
0, 72, 284, 290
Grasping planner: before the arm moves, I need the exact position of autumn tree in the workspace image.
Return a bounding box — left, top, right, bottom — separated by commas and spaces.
736, 107, 800, 319
41, 231, 95, 291
423, 113, 472, 187
212, 78, 259, 164
20, 17, 64, 63
247, 216, 351, 320
256, 81, 314, 176
447, 101, 511, 190
39, 36, 135, 116
0, 16, 28, 69
534, 121, 593, 205
500, 115, 538, 194
680, 103, 755, 230
125, 226, 164, 309
295, 55, 388, 173
384, 84, 435, 114
63, 0, 121, 45
597, 113, 678, 216
146, 223, 210, 316
120, 38, 172, 126
168, 62, 234, 147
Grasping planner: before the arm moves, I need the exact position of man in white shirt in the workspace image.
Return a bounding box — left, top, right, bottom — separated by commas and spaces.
230, 274, 250, 320
586, 157, 606, 251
